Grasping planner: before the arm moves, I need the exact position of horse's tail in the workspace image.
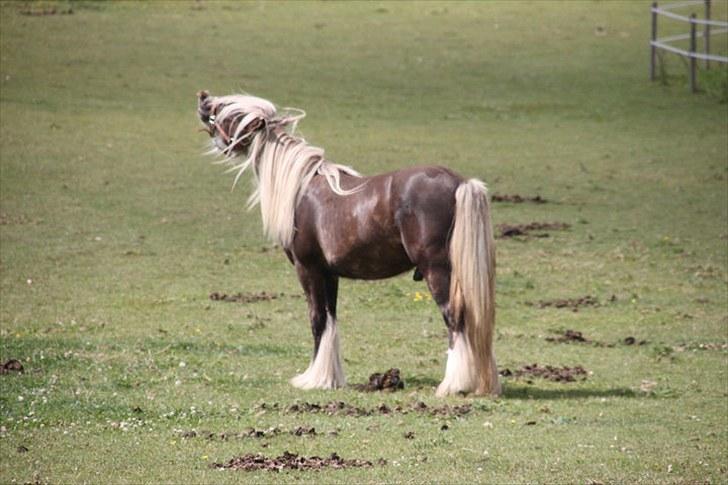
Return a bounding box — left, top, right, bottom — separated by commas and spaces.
439, 178, 500, 396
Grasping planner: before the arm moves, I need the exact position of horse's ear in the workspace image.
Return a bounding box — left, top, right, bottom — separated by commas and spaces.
197, 91, 214, 124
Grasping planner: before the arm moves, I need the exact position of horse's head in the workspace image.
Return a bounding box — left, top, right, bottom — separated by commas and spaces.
197, 90, 273, 157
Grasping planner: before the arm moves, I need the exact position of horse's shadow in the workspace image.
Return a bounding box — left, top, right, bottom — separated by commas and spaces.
404, 376, 640, 400
405, 375, 441, 388
502, 384, 639, 400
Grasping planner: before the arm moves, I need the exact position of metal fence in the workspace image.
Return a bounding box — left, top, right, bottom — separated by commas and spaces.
649, 0, 728, 92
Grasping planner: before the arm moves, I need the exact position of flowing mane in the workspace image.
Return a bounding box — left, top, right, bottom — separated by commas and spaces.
211, 94, 362, 248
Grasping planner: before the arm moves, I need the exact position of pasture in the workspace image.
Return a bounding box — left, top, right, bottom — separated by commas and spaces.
1, 1, 727, 483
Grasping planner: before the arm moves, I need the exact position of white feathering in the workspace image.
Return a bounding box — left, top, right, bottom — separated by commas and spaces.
290, 315, 346, 389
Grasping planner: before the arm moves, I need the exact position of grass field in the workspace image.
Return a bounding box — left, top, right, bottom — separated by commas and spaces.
1, 1, 727, 483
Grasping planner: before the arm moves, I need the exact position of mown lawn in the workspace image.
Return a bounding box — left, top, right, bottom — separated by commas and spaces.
1, 1, 726, 483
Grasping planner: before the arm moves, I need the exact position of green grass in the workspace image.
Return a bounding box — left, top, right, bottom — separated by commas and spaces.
1, 1, 727, 483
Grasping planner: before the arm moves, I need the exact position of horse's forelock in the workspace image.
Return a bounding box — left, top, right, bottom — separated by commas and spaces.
215, 95, 309, 136
216, 95, 277, 123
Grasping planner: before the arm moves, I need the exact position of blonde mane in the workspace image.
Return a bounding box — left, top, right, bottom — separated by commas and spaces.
210, 95, 362, 248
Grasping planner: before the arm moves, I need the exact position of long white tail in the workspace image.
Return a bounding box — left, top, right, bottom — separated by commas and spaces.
437, 179, 500, 396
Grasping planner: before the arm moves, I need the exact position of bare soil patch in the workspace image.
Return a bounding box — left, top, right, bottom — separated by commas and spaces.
546, 329, 590, 343
212, 451, 378, 472
0, 213, 37, 225
497, 222, 570, 239
353, 368, 404, 392
19, 7, 73, 16
528, 295, 599, 311
1, 359, 24, 375
261, 400, 472, 418
546, 330, 649, 347
209, 291, 279, 303
180, 426, 317, 440
411, 401, 473, 417
491, 194, 547, 204
673, 342, 727, 351
623, 336, 648, 346
500, 364, 588, 382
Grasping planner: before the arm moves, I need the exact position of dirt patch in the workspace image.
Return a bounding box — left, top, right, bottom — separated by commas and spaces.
275, 400, 472, 418
291, 426, 317, 436
497, 222, 570, 239
500, 364, 588, 382
623, 336, 648, 346
353, 368, 404, 392
1, 359, 24, 375
491, 194, 547, 204
209, 291, 279, 303
417, 401, 473, 417
284, 401, 369, 417
0, 213, 36, 225
673, 342, 727, 352
546, 331, 649, 348
180, 426, 317, 440
528, 295, 599, 311
417, 401, 471, 417
546, 330, 590, 343
19, 7, 73, 16
212, 451, 377, 471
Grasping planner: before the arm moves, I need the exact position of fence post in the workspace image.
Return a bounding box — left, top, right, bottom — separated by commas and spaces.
650, 2, 658, 81
704, 0, 711, 69
690, 13, 697, 92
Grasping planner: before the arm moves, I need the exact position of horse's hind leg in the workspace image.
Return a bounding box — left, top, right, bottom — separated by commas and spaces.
290, 264, 345, 389
421, 262, 498, 396
420, 264, 472, 395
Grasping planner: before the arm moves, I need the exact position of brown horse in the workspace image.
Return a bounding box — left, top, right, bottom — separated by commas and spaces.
196, 91, 500, 396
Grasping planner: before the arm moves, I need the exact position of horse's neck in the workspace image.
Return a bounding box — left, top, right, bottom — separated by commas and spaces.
264, 127, 363, 197
269, 127, 301, 151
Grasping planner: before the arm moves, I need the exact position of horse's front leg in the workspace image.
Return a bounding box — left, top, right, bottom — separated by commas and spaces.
290, 264, 344, 389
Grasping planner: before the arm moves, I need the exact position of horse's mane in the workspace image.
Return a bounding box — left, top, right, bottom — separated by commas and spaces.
211, 95, 362, 248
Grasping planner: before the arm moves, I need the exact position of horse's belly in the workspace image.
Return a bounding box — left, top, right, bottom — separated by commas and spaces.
324, 238, 414, 280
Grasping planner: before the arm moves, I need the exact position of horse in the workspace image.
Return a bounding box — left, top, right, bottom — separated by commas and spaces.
195, 91, 500, 397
